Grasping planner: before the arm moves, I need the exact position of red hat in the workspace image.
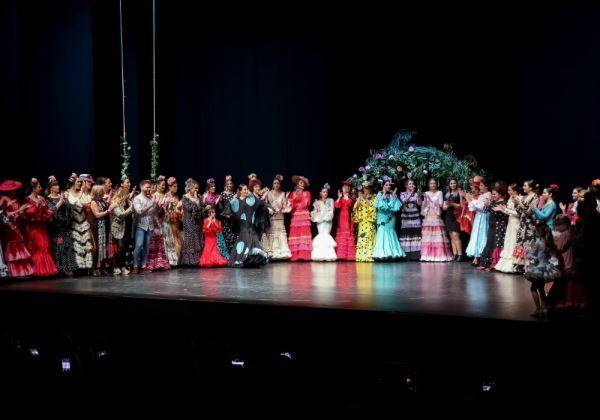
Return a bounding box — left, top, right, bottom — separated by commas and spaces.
291, 175, 310, 187
342, 179, 353, 187
0, 180, 23, 192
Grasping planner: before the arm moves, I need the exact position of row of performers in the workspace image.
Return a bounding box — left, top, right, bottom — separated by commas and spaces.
0, 172, 560, 276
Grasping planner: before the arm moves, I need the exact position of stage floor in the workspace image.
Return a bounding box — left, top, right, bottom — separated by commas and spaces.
0, 261, 536, 322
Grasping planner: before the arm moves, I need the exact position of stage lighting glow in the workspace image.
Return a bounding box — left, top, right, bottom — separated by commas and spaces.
231, 358, 245, 368
97, 350, 108, 358
482, 383, 494, 392
61, 357, 71, 372
279, 352, 292, 359
29, 348, 40, 357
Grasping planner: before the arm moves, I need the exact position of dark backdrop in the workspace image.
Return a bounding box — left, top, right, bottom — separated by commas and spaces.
1, 1, 599, 200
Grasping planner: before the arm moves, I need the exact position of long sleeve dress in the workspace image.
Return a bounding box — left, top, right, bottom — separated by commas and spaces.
353, 197, 377, 262
1, 199, 33, 277
512, 193, 539, 273
420, 191, 454, 262
219, 191, 237, 252
310, 198, 337, 261
465, 192, 492, 258
179, 195, 203, 266
68, 192, 93, 270
46, 196, 78, 275
288, 190, 312, 261
111, 199, 134, 268
399, 191, 422, 261
479, 199, 508, 268
163, 194, 182, 266
533, 201, 557, 229
373, 192, 405, 260
459, 195, 475, 235
334, 196, 356, 261
92, 199, 115, 265
199, 218, 228, 267
264, 190, 292, 260
494, 198, 520, 273
224, 195, 269, 268
22, 196, 58, 277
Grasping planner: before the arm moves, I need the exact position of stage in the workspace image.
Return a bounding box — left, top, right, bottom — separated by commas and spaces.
0, 261, 535, 322
0, 261, 595, 411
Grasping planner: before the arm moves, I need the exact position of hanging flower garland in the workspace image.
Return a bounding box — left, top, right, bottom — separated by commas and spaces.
120, 134, 131, 179
150, 133, 159, 180
351, 129, 486, 191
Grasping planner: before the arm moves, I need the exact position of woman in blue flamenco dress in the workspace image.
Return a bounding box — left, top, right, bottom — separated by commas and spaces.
373, 180, 405, 260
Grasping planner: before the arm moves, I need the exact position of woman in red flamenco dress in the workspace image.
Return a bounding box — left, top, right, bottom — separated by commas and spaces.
459, 178, 481, 235
22, 178, 58, 277
334, 180, 356, 261
199, 206, 228, 267
288, 176, 313, 261
0, 180, 34, 277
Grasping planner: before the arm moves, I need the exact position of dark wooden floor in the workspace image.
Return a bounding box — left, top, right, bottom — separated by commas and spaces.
0, 261, 536, 321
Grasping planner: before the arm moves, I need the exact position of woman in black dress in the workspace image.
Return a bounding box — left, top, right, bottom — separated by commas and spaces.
45, 175, 78, 276
223, 184, 268, 268
443, 178, 463, 261
177, 178, 203, 266
219, 175, 237, 253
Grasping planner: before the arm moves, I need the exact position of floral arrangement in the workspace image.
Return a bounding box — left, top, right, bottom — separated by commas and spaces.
350, 130, 486, 191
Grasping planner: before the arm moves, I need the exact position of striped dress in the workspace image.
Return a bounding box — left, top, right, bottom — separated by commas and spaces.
420, 191, 454, 262
399, 191, 422, 261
